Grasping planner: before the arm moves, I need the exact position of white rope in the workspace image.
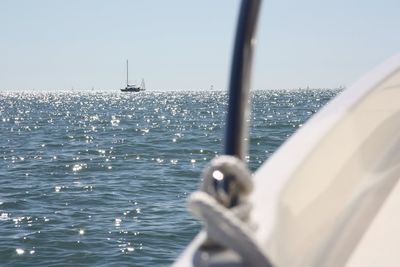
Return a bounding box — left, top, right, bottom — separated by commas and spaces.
188, 155, 273, 267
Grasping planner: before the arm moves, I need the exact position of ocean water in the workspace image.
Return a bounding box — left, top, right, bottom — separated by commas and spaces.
0, 90, 338, 266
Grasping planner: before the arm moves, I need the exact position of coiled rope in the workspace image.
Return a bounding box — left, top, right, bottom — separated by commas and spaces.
188, 155, 273, 267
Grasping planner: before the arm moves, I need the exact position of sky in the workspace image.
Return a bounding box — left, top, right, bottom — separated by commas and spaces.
0, 0, 399, 91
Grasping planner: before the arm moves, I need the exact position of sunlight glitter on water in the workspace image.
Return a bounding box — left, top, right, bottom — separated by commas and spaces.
0, 90, 339, 266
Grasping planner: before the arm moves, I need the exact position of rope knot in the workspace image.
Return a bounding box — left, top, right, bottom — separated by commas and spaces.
188, 155, 273, 266
201, 155, 253, 209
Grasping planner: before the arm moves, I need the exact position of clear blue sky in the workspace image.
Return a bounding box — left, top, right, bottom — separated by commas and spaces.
0, 0, 399, 91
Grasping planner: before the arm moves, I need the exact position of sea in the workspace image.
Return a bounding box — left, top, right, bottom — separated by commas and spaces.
0, 89, 339, 266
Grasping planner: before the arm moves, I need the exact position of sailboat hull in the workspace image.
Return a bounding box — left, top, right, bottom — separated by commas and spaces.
120, 87, 142, 92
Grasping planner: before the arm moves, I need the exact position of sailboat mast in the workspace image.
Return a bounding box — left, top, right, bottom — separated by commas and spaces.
126, 60, 129, 86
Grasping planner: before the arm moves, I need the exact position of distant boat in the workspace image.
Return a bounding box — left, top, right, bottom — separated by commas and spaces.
120, 60, 146, 92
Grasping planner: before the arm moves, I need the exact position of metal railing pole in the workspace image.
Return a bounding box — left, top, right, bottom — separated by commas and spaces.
224, 0, 262, 160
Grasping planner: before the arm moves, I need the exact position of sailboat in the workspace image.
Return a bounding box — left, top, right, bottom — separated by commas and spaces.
173, 0, 400, 267
120, 60, 146, 92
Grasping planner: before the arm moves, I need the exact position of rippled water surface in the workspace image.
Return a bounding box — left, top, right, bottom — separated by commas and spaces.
0, 90, 338, 266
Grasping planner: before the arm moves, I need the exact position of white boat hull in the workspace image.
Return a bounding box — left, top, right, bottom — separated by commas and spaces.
174, 54, 400, 267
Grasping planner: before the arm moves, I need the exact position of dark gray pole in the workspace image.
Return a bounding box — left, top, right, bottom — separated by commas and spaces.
225, 0, 262, 160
